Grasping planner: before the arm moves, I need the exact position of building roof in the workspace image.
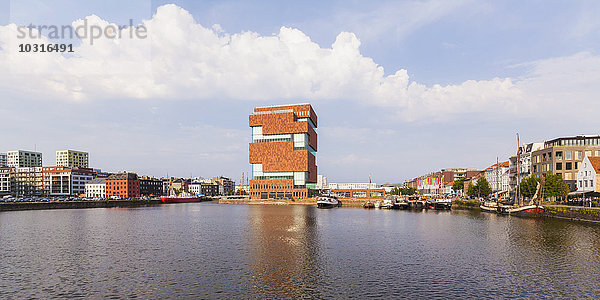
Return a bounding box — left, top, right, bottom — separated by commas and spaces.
588, 157, 600, 172
107, 172, 138, 180
483, 161, 509, 171
87, 178, 106, 184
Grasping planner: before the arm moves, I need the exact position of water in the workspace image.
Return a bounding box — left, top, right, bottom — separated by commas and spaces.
2, 203, 600, 299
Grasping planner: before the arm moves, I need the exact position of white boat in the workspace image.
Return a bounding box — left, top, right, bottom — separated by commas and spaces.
381, 198, 394, 209
480, 200, 499, 213
374, 201, 382, 209
317, 194, 341, 209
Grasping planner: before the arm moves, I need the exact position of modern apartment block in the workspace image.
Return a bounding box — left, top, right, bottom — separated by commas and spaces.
106, 172, 140, 198
249, 103, 318, 199
7, 150, 42, 168
0, 153, 7, 167
532, 135, 600, 189
15, 167, 44, 196
42, 166, 95, 196
56, 150, 89, 168
210, 176, 235, 195
0, 167, 14, 196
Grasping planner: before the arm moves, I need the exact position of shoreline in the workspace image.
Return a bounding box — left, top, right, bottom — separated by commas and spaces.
0, 199, 165, 212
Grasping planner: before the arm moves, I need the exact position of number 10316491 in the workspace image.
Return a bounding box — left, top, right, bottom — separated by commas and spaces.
18, 44, 74, 53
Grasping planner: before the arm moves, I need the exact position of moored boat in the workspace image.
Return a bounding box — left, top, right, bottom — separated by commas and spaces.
317, 193, 341, 208
363, 201, 375, 209
161, 195, 204, 203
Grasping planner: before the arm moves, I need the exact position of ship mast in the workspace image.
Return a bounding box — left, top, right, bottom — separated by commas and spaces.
516, 133, 521, 207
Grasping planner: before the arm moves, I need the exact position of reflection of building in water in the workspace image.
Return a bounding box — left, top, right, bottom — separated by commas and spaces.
247, 206, 323, 298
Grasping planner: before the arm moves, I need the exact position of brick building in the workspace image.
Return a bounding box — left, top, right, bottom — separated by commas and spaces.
106, 172, 140, 198
249, 103, 318, 199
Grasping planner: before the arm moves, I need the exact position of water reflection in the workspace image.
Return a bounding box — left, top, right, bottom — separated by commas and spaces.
247, 205, 323, 298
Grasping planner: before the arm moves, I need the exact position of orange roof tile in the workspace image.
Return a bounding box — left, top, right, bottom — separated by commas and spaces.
588, 157, 600, 172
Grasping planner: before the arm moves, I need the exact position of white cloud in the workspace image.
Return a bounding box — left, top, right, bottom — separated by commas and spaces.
1, 4, 600, 123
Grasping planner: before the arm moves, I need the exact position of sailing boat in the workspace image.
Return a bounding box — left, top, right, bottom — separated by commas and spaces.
500, 133, 544, 216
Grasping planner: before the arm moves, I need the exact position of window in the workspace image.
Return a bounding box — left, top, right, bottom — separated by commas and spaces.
585, 151, 592, 158
575, 162, 579, 169
556, 163, 562, 170
576, 151, 582, 160
579, 180, 583, 187
585, 180, 588, 187
565, 151, 572, 160
565, 173, 573, 180
566, 162, 572, 170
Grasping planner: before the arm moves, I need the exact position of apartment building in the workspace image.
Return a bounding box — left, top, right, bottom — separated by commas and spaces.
56, 150, 89, 168
508, 142, 544, 196
532, 135, 600, 189
210, 176, 235, 195
15, 167, 44, 196
483, 161, 510, 196
0, 153, 7, 167
43, 166, 95, 196
0, 167, 14, 196
249, 104, 318, 199
7, 150, 42, 168
85, 178, 106, 198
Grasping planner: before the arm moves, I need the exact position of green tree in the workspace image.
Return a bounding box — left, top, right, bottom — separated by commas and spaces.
466, 177, 491, 198
520, 176, 540, 198
400, 187, 416, 195
452, 178, 465, 193
543, 174, 570, 198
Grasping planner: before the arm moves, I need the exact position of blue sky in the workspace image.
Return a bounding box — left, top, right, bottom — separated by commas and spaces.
1, 0, 600, 184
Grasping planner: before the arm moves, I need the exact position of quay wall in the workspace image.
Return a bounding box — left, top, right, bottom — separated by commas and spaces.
219, 198, 367, 207
544, 205, 600, 223
0, 199, 164, 212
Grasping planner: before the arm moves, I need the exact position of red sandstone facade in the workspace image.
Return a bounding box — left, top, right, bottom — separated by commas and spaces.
249, 104, 317, 199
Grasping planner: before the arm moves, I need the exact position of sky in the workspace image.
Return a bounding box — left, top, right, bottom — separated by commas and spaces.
1, 0, 600, 184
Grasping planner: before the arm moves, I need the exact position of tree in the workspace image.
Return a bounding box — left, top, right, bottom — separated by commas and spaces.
401, 187, 416, 195
452, 178, 465, 193
466, 177, 491, 198
543, 174, 570, 198
520, 176, 540, 199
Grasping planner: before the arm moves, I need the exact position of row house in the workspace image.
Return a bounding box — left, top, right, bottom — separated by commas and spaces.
483, 161, 510, 196
508, 142, 544, 197
576, 156, 600, 193
85, 178, 106, 198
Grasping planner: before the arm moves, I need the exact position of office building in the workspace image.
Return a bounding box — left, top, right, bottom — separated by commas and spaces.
249, 104, 318, 199
43, 166, 95, 196
7, 150, 42, 168
210, 176, 235, 195
56, 150, 89, 168
532, 135, 600, 189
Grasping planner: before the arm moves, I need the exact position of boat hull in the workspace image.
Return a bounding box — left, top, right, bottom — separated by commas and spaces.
502, 205, 544, 217
161, 196, 204, 203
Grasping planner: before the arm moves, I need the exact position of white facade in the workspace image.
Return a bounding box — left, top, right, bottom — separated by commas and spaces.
577, 156, 598, 193
316, 175, 327, 189
189, 183, 202, 196
45, 168, 94, 196
15, 167, 44, 196
7, 150, 42, 168
484, 163, 510, 195
85, 179, 106, 198
0, 167, 14, 195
